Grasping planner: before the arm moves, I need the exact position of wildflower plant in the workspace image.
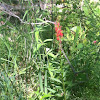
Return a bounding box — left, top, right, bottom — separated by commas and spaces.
54, 21, 63, 43
54, 21, 78, 99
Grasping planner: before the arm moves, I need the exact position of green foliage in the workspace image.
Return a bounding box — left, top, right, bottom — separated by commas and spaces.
0, 0, 100, 100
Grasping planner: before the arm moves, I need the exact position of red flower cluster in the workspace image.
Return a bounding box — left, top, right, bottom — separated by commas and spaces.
55, 21, 63, 42
93, 41, 97, 44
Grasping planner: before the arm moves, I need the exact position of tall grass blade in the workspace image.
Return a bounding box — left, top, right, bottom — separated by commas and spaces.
39, 69, 43, 92
45, 70, 47, 94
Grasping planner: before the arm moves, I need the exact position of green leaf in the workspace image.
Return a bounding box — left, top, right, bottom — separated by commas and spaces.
86, 21, 90, 25
43, 39, 53, 43
50, 77, 62, 83
23, 10, 29, 20
45, 70, 47, 94
33, 42, 44, 54
75, 27, 80, 41
0, 58, 14, 64
71, 26, 77, 32
47, 88, 56, 93
47, 50, 58, 59
48, 53, 58, 58
23, 6, 32, 20
48, 63, 54, 78
56, 93, 62, 97
35, 31, 39, 43
18, 66, 31, 75
83, 7, 89, 16
41, 93, 54, 99
55, 86, 62, 89
39, 70, 43, 92
36, 18, 44, 22
72, 26, 81, 47
77, 43, 83, 49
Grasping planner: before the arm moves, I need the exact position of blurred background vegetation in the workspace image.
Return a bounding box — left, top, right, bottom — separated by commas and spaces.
0, 0, 100, 100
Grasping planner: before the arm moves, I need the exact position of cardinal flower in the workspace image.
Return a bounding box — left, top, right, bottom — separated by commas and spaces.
55, 21, 63, 43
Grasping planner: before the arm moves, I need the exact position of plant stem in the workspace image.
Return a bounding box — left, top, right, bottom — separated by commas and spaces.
60, 47, 66, 100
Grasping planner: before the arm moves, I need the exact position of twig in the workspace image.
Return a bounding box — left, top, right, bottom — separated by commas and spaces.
60, 44, 86, 75
60, 46, 76, 74
1, 9, 55, 26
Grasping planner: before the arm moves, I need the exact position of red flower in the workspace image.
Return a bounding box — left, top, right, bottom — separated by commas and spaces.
55, 27, 58, 33
59, 32, 63, 37
56, 37, 60, 41
55, 21, 63, 42
93, 41, 97, 44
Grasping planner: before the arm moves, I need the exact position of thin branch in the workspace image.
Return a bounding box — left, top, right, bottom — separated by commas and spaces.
60, 46, 76, 74
1, 9, 55, 26
31, 20, 55, 26
60, 44, 86, 75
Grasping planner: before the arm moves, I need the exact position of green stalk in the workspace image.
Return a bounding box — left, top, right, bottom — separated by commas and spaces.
60, 44, 66, 100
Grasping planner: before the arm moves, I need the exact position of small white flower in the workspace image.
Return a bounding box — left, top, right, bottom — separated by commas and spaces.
59, 9, 62, 12
8, 37, 14, 42
46, 48, 50, 52
56, 4, 64, 8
